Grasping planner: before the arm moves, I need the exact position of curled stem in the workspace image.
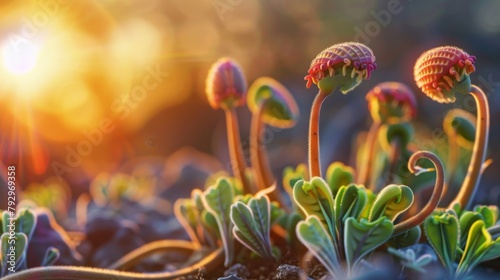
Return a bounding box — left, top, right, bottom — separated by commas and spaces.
357, 122, 381, 187
449, 85, 489, 209
308, 90, 329, 178
2, 248, 224, 280
393, 150, 445, 236
225, 109, 253, 194
108, 240, 197, 270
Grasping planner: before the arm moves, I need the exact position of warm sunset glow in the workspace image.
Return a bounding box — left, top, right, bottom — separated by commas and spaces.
2, 40, 39, 75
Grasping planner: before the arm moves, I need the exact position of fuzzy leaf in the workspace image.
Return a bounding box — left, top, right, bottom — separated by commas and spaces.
325, 162, 355, 197
369, 184, 413, 222
457, 220, 492, 278
388, 244, 437, 273
344, 217, 394, 271
202, 178, 236, 266
297, 216, 342, 278
423, 211, 459, 272
293, 177, 335, 238
230, 195, 274, 259
174, 198, 201, 245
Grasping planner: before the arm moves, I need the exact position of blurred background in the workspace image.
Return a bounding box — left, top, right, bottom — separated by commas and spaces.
1, 0, 499, 208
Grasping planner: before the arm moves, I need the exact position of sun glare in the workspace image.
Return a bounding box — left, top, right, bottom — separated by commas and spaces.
2, 41, 39, 75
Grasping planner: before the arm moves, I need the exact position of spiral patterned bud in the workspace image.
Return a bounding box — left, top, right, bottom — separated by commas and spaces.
414, 46, 476, 103
305, 42, 376, 93
206, 58, 247, 109
366, 82, 417, 123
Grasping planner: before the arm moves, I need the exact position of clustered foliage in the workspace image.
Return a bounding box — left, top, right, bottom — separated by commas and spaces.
1, 42, 498, 280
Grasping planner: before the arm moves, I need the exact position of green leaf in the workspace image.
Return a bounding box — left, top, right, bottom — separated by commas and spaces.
293, 177, 335, 238
457, 220, 491, 278
459, 211, 482, 248
296, 216, 342, 279
230, 195, 274, 259
344, 217, 394, 272
41, 247, 60, 266
423, 211, 459, 273
481, 237, 500, 262
282, 164, 308, 198
1, 211, 12, 236
15, 208, 37, 242
174, 198, 201, 245
388, 226, 421, 249
269, 201, 285, 225
325, 162, 355, 197
335, 184, 368, 238
369, 184, 413, 222
201, 178, 236, 267
388, 244, 437, 273
473, 205, 498, 228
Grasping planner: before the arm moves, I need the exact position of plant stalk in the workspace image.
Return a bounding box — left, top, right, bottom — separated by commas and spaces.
308, 90, 329, 178
357, 121, 381, 187
225, 109, 253, 194
449, 85, 489, 210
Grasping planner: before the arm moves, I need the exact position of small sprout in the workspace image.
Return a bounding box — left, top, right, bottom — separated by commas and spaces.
414, 46, 488, 210
230, 195, 275, 259
205, 58, 252, 194
305, 42, 377, 178
201, 178, 236, 267
247, 77, 299, 205
414, 46, 476, 103
365, 82, 417, 124
334, 184, 368, 232
388, 244, 437, 273
282, 164, 308, 201
40, 247, 60, 267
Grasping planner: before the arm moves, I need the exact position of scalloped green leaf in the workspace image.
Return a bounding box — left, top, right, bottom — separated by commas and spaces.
230, 195, 274, 259
293, 177, 335, 238
344, 217, 394, 271
296, 216, 342, 279
201, 178, 236, 266
423, 211, 459, 272
325, 162, 355, 197
369, 184, 413, 222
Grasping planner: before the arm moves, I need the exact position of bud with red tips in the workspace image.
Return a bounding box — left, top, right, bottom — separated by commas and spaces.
305, 42, 377, 94
414, 46, 476, 103
366, 82, 417, 124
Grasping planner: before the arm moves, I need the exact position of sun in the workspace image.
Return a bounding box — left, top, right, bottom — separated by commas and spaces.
2, 40, 39, 75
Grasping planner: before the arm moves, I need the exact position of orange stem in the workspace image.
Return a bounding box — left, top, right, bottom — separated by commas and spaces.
225, 109, 253, 194
308, 90, 329, 178
449, 85, 489, 210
